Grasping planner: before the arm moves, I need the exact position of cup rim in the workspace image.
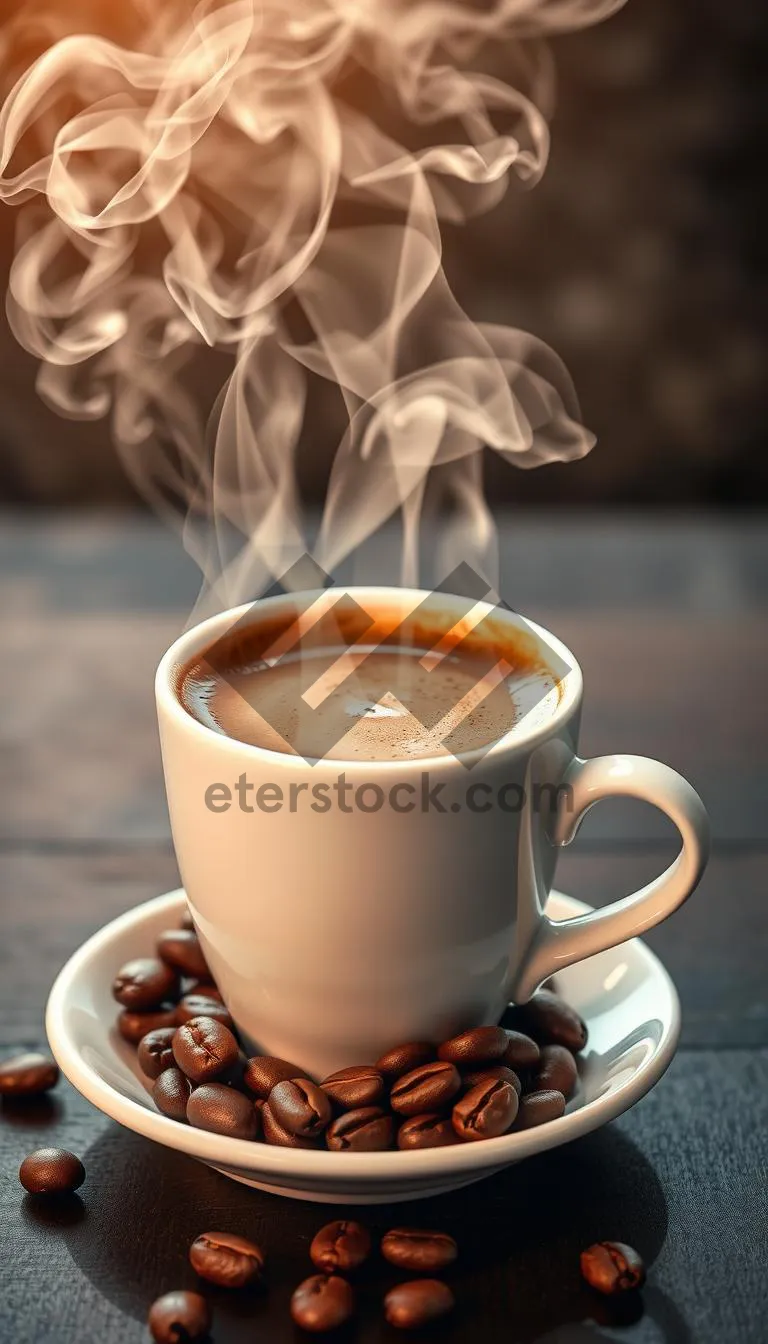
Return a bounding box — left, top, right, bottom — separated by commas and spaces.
156, 586, 583, 770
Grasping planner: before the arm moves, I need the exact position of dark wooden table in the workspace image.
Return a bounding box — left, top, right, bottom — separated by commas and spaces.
1, 512, 766, 1344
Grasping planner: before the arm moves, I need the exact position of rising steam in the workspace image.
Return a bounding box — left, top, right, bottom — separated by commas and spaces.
0, 0, 623, 611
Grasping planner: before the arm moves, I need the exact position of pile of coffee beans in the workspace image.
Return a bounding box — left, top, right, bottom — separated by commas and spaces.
114, 908, 587, 1149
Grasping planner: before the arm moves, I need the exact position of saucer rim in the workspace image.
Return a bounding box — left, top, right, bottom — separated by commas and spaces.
46, 888, 681, 1183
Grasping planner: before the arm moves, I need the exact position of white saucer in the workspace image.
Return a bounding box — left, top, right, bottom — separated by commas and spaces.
46, 888, 680, 1204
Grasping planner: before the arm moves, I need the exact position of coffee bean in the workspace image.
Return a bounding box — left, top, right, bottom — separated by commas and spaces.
515, 990, 588, 1051
157, 929, 210, 980
172, 1017, 239, 1083
452, 1077, 518, 1140
397, 1113, 460, 1150
117, 1006, 177, 1045
321, 1066, 385, 1110
513, 1088, 566, 1129
185, 982, 223, 1002
462, 1064, 521, 1094
112, 957, 180, 1010
437, 1025, 508, 1064
189, 1230, 265, 1287
174, 996, 234, 1030
137, 1027, 177, 1080
187, 1083, 259, 1139
310, 1220, 372, 1273
243, 1055, 304, 1099
531, 1044, 578, 1099
261, 1101, 321, 1148
381, 1228, 458, 1272
326, 1107, 394, 1151
0, 1051, 59, 1096
269, 1079, 333, 1137
374, 1042, 434, 1080
384, 1279, 455, 1329
390, 1061, 461, 1116
291, 1274, 354, 1333
502, 1030, 541, 1070
148, 1289, 211, 1343
580, 1242, 646, 1294
19, 1147, 85, 1194
152, 1067, 193, 1122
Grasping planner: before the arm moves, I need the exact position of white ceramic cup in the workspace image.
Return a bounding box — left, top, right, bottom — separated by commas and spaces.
156, 587, 709, 1079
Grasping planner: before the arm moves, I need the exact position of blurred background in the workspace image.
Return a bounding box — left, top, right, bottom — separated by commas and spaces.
0, 0, 766, 509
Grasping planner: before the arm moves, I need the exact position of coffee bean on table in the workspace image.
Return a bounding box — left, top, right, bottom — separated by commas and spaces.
513, 1089, 566, 1130
243, 1055, 304, 1099
148, 1289, 211, 1343
326, 1107, 394, 1151
438, 1025, 508, 1065
261, 1101, 320, 1148
137, 1028, 177, 1080
269, 1079, 333, 1137
310, 1220, 372, 1273
189, 1230, 265, 1287
453, 1077, 518, 1140
374, 1042, 434, 1080
580, 1242, 646, 1294
291, 1274, 354, 1333
187, 1083, 260, 1140
117, 1006, 177, 1045
152, 1067, 193, 1122
502, 1030, 541, 1070
185, 982, 223, 1003
381, 1228, 458, 1273
19, 1147, 85, 1195
172, 1017, 239, 1082
321, 1065, 386, 1110
157, 929, 210, 980
515, 990, 588, 1051
462, 1064, 521, 1094
112, 957, 180, 1010
532, 1044, 578, 1099
390, 1061, 461, 1116
397, 1113, 460, 1150
174, 996, 234, 1030
384, 1279, 455, 1329
0, 1051, 59, 1096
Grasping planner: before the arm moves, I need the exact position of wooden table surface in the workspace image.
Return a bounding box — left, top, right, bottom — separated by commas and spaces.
1, 512, 766, 1344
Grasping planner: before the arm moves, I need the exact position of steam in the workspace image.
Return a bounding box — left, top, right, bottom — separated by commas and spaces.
0, 0, 623, 611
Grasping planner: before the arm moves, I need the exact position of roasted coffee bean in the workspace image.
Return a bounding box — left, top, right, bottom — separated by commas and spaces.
269, 1078, 333, 1137
174, 996, 234, 1030
381, 1228, 458, 1273
513, 1088, 566, 1129
112, 957, 180, 1010
462, 1064, 521, 1094
515, 990, 588, 1051
148, 1289, 211, 1343
291, 1274, 354, 1333
117, 1005, 177, 1045
187, 1083, 259, 1140
580, 1242, 646, 1294
437, 1025, 508, 1064
321, 1065, 385, 1110
531, 1044, 578, 1099
19, 1147, 85, 1194
261, 1101, 320, 1148
452, 1077, 518, 1140
157, 929, 210, 980
374, 1042, 434, 1080
152, 1067, 193, 1122
185, 982, 223, 1002
326, 1107, 394, 1151
397, 1113, 460, 1150
310, 1220, 372, 1273
137, 1027, 177, 1080
172, 1017, 239, 1083
0, 1051, 59, 1096
390, 1061, 461, 1116
243, 1055, 304, 1099
189, 1230, 265, 1288
502, 1030, 541, 1070
384, 1279, 455, 1330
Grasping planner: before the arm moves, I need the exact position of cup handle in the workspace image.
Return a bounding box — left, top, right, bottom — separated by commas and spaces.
512, 754, 710, 1001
